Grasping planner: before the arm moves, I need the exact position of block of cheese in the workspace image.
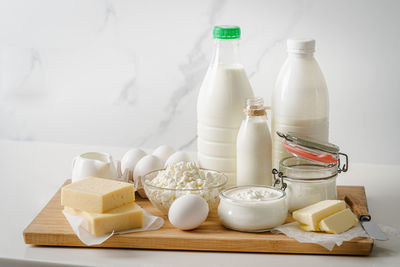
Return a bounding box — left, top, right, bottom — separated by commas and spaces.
61, 177, 135, 213
292, 200, 346, 231
319, 208, 358, 234
64, 203, 143, 236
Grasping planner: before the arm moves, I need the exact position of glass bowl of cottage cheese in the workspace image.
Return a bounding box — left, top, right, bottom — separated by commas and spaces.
142, 161, 228, 215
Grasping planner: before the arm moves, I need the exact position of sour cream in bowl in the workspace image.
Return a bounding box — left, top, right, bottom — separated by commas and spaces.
218, 185, 288, 232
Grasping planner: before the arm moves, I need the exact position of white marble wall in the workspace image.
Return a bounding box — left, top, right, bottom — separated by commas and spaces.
0, 0, 399, 164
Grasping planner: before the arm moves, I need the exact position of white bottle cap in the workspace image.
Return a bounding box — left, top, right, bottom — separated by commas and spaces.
287, 38, 315, 53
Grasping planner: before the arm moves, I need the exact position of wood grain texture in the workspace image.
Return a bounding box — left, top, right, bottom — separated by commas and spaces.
343, 188, 370, 218
23, 181, 373, 255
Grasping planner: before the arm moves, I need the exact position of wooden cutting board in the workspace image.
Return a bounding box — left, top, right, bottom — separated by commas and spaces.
23, 180, 373, 255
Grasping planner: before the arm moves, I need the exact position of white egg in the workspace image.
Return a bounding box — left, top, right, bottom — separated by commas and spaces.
168, 194, 209, 230
121, 148, 147, 173
152, 145, 175, 165
134, 155, 163, 198
165, 151, 192, 167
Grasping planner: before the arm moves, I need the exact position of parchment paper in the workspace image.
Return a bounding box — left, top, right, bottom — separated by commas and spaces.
62, 207, 164, 246
272, 222, 368, 251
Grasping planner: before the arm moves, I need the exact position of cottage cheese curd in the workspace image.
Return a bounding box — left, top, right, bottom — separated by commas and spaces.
150, 161, 222, 189
143, 162, 226, 214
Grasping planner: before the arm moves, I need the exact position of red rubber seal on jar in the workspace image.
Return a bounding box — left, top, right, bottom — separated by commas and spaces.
282, 142, 338, 164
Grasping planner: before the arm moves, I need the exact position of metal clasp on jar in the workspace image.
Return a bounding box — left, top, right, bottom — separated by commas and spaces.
272, 169, 287, 191
338, 152, 349, 173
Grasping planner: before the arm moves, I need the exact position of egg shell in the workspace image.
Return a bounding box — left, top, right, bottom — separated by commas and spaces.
168, 194, 209, 230
152, 145, 175, 164
165, 151, 192, 167
134, 155, 163, 198
121, 148, 147, 173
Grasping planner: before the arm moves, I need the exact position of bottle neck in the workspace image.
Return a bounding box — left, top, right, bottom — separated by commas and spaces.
244, 98, 267, 118
287, 51, 315, 59
211, 39, 241, 66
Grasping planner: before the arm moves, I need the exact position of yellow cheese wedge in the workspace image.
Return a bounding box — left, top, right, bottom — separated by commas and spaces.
64, 203, 143, 236
61, 177, 135, 213
292, 200, 346, 231
318, 208, 358, 234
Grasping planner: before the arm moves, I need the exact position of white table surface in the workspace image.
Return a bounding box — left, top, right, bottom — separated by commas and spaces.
0, 140, 399, 267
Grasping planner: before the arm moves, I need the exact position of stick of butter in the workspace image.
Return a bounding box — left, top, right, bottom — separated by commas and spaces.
61, 177, 135, 213
292, 200, 346, 231
299, 223, 317, 232
318, 208, 358, 234
64, 203, 143, 236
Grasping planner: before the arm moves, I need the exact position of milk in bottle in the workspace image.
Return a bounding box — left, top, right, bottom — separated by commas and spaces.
237, 98, 272, 186
197, 26, 254, 186
271, 38, 329, 169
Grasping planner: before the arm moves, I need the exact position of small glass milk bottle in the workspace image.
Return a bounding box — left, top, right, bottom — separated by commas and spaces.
237, 97, 272, 186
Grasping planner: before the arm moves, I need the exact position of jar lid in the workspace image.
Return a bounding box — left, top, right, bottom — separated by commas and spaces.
276, 131, 340, 164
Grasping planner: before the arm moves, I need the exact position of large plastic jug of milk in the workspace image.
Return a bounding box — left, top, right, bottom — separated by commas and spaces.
271, 38, 329, 169
197, 25, 254, 186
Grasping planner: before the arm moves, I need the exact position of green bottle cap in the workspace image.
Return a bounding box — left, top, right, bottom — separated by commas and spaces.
213, 25, 241, 39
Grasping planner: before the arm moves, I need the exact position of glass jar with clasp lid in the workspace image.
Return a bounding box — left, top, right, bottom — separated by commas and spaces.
272, 131, 349, 212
